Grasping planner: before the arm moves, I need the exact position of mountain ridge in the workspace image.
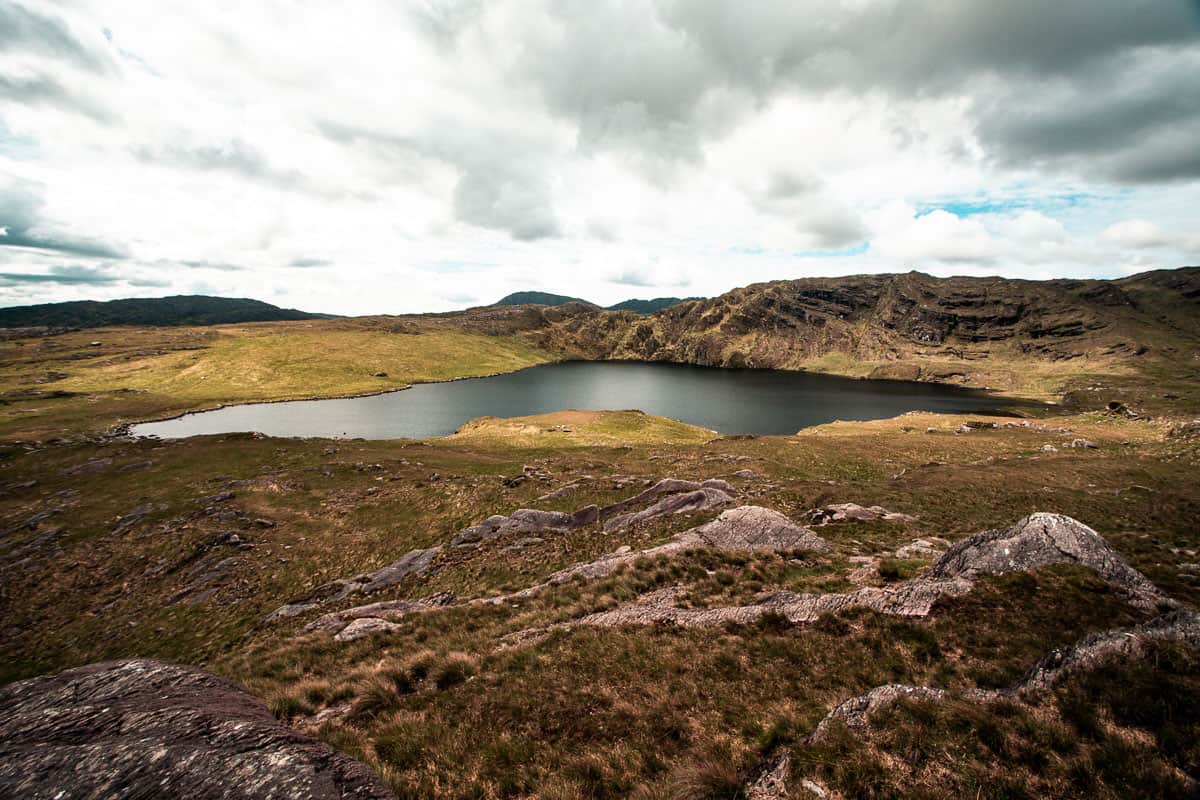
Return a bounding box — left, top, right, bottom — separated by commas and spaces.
494, 291, 700, 313
0, 295, 330, 329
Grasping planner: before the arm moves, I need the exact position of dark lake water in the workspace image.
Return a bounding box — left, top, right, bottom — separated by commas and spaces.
131, 361, 1025, 440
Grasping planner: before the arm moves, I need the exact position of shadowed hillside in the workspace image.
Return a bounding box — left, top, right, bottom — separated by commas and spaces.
0, 295, 328, 329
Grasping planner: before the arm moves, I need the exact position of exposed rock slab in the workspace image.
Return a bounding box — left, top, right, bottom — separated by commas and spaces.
502, 507, 830, 602
576, 513, 1167, 629
304, 591, 456, 633
808, 503, 917, 525
450, 506, 598, 548
598, 478, 733, 519
927, 512, 1165, 609
266, 546, 440, 621
603, 487, 734, 532
0, 659, 396, 800
334, 617, 402, 642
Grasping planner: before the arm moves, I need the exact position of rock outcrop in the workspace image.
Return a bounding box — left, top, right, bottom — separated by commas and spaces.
598, 478, 733, 519
304, 591, 456, 634
499, 507, 830, 604
927, 512, 1164, 609
808, 609, 1200, 743
602, 487, 733, 532
575, 513, 1168, 629
808, 503, 917, 525
266, 546, 440, 621
0, 659, 396, 800
450, 506, 598, 548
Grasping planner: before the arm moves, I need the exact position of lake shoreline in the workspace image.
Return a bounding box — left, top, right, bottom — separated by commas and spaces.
127, 359, 1045, 441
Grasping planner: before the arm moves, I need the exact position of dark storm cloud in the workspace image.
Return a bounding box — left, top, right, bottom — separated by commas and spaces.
975, 60, 1200, 183
319, 120, 561, 241
0, 264, 119, 285
514, 0, 1200, 183
0, 2, 111, 73
0, 182, 127, 259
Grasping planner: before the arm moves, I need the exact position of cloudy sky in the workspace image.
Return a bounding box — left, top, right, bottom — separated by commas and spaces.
2, 1, 1199, 314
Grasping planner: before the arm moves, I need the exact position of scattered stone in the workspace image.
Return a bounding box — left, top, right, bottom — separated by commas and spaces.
58, 457, 113, 476
0, 508, 59, 538
894, 538, 946, 559
745, 752, 790, 800
195, 491, 235, 506
501, 536, 544, 553
800, 779, 829, 798
808, 503, 916, 525
305, 592, 456, 635
0, 659, 396, 800
1167, 420, 1200, 438
111, 503, 153, 536
501, 474, 528, 488
371, 371, 388, 378
732, 469, 758, 478
538, 483, 581, 501
334, 617, 401, 642
1042, 444, 1058, 452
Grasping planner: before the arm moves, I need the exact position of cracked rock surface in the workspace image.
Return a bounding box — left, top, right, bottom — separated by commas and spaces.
0, 659, 396, 800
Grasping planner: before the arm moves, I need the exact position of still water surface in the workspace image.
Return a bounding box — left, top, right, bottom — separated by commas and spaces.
131, 361, 1024, 439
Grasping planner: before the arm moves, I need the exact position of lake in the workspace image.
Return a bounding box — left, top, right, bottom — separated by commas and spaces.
130, 360, 1025, 439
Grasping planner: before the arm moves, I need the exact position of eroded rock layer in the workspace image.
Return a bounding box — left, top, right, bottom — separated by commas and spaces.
0, 659, 396, 800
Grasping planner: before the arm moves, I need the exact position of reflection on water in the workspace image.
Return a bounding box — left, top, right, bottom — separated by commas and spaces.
131, 360, 1027, 440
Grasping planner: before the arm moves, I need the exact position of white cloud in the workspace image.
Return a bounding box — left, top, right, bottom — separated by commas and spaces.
0, 0, 1197, 313
1101, 219, 1171, 249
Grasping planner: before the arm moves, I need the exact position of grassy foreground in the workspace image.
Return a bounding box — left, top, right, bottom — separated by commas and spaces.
1, 317, 1199, 798
2, 401, 1198, 797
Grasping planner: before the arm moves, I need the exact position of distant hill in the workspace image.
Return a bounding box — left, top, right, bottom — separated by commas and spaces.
494, 291, 595, 307
0, 295, 329, 329
494, 292, 699, 313
607, 297, 702, 313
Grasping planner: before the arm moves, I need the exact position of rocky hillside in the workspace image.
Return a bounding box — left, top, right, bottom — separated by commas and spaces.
471, 269, 1200, 386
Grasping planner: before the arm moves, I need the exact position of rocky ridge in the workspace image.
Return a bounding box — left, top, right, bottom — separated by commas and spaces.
573, 513, 1169, 628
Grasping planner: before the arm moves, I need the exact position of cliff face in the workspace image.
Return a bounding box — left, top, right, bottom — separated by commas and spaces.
470, 269, 1200, 379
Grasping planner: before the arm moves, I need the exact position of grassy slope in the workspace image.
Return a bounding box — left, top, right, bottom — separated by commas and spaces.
2, 407, 1197, 797
1, 296, 1199, 797
0, 321, 551, 439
